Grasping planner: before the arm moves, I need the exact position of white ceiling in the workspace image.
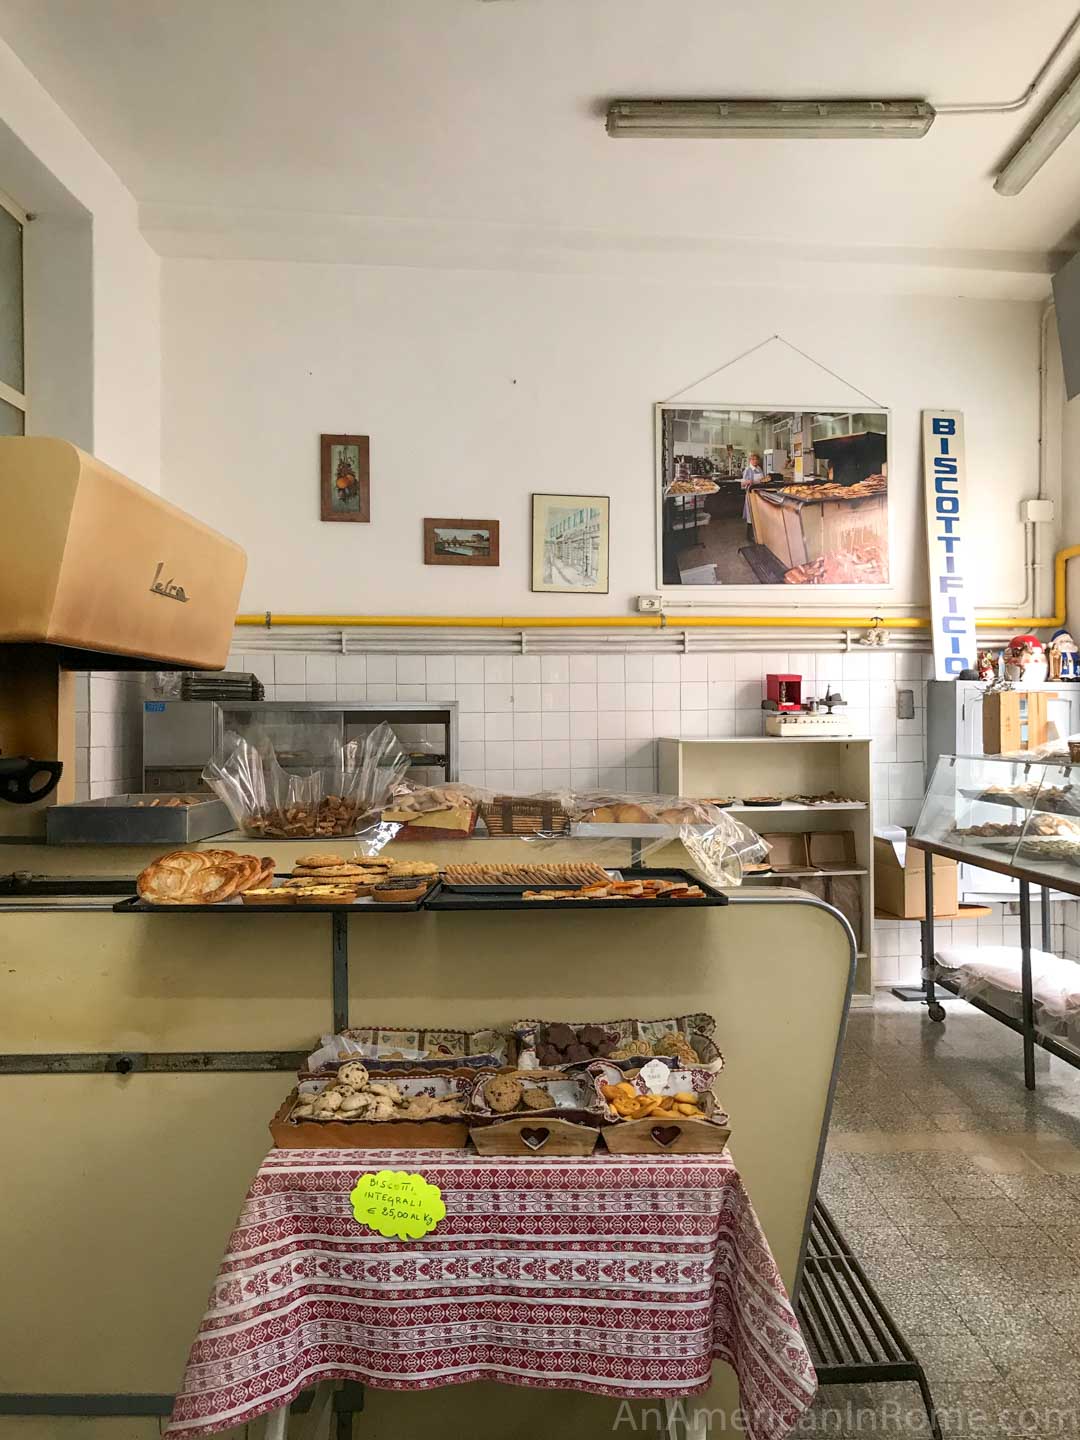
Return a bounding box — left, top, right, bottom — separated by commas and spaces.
2, 0, 1079, 281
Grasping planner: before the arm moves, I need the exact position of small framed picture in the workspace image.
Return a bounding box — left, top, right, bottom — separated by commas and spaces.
531, 493, 610, 593
321, 434, 370, 522
424, 518, 500, 566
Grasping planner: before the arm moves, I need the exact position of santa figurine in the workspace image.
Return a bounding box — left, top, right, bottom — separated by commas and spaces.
977, 649, 997, 683
1004, 634, 1048, 684
1049, 628, 1080, 681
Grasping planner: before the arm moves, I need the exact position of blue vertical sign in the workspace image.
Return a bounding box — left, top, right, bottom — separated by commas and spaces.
922, 410, 977, 680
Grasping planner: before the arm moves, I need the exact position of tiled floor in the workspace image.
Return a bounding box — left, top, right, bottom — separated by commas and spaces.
810, 994, 1080, 1436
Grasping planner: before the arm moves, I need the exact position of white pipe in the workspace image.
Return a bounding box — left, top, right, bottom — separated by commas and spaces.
937, 10, 1080, 114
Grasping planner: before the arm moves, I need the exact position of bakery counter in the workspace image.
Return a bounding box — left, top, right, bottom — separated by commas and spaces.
0, 860, 853, 1437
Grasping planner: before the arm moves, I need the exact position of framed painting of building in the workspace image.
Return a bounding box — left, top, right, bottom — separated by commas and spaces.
531, 493, 609, 594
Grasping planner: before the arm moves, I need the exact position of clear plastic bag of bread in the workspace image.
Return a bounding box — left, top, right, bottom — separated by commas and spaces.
203, 722, 409, 839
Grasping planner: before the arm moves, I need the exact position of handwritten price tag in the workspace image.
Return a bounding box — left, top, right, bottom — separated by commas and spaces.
350, 1170, 446, 1240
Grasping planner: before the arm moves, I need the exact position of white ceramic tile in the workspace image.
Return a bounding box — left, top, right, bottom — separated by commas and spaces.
680, 682, 708, 710
625, 655, 652, 682
542, 740, 570, 767
541, 655, 570, 684
485, 740, 515, 769
513, 711, 543, 741
735, 711, 762, 736
276, 683, 308, 700
680, 711, 708, 737
460, 740, 485, 770
569, 684, 597, 711
596, 654, 625, 682
625, 738, 657, 767
708, 711, 736, 737
680, 654, 708, 681
336, 654, 367, 682
571, 766, 600, 788
595, 682, 625, 710
652, 655, 679, 682
597, 766, 627, 790
626, 682, 653, 711
485, 683, 513, 712
569, 655, 597, 682
652, 681, 679, 710
274, 654, 307, 685
424, 655, 455, 686
484, 656, 513, 685
455, 656, 484, 684
459, 769, 485, 786
456, 683, 484, 712
867, 651, 896, 679
511, 768, 540, 792
597, 710, 626, 739
513, 684, 541, 711
872, 765, 890, 798
395, 655, 425, 684
459, 712, 484, 742
542, 767, 571, 788
570, 711, 598, 739
734, 653, 763, 681
627, 765, 656, 791
653, 710, 680, 735
736, 680, 760, 710
871, 731, 897, 762
786, 654, 816, 682
895, 652, 930, 680
512, 655, 541, 684
707, 653, 734, 681
513, 740, 542, 769
843, 680, 870, 710
486, 769, 515, 791
307, 683, 337, 700
626, 712, 655, 738
708, 681, 735, 709
485, 712, 514, 741
570, 738, 598, 766
541, 710, 570, 739
541, 684, 569, 711
842, 651, 871, 681
873, 925, 900, 957
897, 734, 924, 763
598, 738, 627, 767
846, 707, 870, 737
75, 711, 89, 748
896, 715, 923, 737
816, 658, 844, 687
890, 797, 922, 828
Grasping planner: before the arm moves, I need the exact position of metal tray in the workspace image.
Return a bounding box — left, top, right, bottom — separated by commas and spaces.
427, 869, 728, 912
46, 794, 232, 846
113, 879, 441, 915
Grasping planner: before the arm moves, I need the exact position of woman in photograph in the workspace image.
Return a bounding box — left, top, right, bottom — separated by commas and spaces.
741, 451, 765, 537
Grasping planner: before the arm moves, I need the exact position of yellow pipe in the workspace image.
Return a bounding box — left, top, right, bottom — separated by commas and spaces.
234, 544, 1080, 633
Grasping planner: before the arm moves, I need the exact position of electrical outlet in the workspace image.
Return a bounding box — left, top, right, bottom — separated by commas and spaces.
637, 595, 662, 612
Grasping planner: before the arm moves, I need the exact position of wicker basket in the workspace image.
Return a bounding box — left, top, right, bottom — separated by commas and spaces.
482, 795, 570, 835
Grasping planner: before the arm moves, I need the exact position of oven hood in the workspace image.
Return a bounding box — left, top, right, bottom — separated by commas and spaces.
0, 437, 246, 670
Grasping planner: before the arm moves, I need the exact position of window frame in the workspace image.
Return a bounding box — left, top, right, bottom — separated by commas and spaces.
0, 184, 27, 427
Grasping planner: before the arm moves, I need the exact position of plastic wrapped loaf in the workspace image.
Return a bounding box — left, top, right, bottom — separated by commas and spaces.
203, 721, 410, 838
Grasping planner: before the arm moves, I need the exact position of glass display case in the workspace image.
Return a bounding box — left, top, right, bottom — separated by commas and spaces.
914, 754, 1080, 894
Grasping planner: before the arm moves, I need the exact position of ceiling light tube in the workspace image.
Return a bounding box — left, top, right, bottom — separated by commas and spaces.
995, 67, 1080, 195
605, 99, 935, 140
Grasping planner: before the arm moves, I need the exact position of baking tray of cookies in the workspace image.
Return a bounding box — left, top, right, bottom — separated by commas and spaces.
467, 1070, 602, 1155
427, 868, 728, 910
114, 878, 442, 914
271, 1068, 475, 1149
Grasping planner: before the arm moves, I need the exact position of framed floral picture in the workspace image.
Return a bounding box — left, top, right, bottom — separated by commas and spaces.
320, 434, 370, 522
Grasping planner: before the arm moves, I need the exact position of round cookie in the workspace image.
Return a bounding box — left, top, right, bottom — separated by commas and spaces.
521, 1087, 554, 1110
338, 1061, 370, 1089
483, 1074, 524, 1113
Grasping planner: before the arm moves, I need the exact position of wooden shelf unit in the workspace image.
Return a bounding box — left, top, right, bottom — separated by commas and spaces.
659, 736, 874, 1000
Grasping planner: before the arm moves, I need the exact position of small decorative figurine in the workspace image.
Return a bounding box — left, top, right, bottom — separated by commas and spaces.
1004, 634, 1048, 684
1049, 627, 1080, 681
977, 649, 997, 684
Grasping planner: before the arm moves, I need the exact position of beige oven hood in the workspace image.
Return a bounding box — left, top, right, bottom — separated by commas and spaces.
0, 438, 246, 830
0, 438, 246, 669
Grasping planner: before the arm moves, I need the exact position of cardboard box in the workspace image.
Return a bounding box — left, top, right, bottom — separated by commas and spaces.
874, 837, 958, 919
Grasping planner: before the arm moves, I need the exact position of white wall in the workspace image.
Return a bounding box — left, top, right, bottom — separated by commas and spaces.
161, 258, 1050, 616
0, 36, 160, 487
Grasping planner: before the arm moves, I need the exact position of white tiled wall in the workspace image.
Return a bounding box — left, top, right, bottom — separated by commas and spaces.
73, 672, 146, 800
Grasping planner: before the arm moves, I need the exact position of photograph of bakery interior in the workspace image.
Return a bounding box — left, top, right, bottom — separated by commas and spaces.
11, 4, 1080, 1439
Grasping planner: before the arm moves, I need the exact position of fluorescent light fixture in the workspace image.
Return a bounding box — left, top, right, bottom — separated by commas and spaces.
606, 99, 935, 140
995, 68, 1080, 195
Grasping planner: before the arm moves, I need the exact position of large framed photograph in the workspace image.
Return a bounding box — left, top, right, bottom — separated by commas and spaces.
531, 493, 610, 594
655, 406, 889, 587
424, 518, 500, 566
320, 434, 370, 522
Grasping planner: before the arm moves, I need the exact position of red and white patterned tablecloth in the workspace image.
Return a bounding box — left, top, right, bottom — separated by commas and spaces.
166, 1148, 815, 1439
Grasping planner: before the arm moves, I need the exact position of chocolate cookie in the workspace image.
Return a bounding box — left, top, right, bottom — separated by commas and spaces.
483, 1074, 524, 1113
545, 1023, 576, 1052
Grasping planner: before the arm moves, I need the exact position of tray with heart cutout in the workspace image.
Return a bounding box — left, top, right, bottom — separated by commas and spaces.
594, 1063, 731, 1155
467, 1070, 601, 1156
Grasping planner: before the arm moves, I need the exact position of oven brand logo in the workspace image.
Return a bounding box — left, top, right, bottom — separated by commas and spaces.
922, 411, 976, 680
149, 562, 190, 604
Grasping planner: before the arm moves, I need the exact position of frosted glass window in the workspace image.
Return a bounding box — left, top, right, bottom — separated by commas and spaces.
0, 203, 24, 395
0, 395, 24, 435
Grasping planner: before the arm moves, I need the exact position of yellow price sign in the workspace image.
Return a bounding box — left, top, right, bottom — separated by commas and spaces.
350, 1170, 446, 1240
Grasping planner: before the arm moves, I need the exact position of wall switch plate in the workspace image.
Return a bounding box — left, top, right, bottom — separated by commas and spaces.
637, 595, 662, 612
1022, 498, 1054, 523
897, 688, 915, 720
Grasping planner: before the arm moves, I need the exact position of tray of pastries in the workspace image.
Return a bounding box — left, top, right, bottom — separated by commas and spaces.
271, 1063, 473, 1148
514, 1013, 722, 1072
596, 1064, 730, 1154
467, 1070, 602, 1155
